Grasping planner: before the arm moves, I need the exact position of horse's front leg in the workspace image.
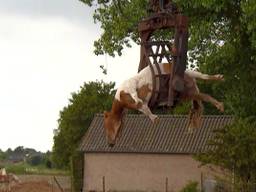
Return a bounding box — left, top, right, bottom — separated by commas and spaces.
138, 104, 159, 123
130, 92, 143, 105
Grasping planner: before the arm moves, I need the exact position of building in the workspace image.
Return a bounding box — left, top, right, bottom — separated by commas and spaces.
79, 114, 233, 192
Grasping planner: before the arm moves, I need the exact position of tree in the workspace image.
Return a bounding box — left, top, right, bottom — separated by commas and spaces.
52, 81, 115, 168
43, 151, 52, 169
196, 118, 256, 191
0, 149, 7, 161
80, 0, 148, 57
27, 155, 44, 166
14, 146, 25, 154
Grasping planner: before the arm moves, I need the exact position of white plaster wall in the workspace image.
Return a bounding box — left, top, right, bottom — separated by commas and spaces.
83, 153, 204, 192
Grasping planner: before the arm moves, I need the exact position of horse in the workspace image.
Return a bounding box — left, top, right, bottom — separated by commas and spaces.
104, 63, 224, 147
0, 168, 20, 192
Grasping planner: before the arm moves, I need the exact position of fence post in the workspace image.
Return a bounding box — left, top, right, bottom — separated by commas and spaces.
52, 176, 54, 192
103, 176, 105, 192
200, 172, 203, 192
54, 176, 64, 192
165, 177, 168, 192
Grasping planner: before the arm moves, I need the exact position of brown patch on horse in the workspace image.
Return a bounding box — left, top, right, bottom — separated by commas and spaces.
119, 91, 142, 109
178, 74, 197, 101
183, 74, 196, 89
137, 84, 152, 101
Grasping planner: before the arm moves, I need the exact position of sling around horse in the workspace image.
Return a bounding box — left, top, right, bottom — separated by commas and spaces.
104, 63, 224, 147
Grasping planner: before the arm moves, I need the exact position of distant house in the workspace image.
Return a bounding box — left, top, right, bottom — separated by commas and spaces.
79, 114, 233, 192
8, 153, 25, 163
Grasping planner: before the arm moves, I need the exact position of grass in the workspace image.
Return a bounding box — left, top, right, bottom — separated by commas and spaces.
4, 162, 69, 176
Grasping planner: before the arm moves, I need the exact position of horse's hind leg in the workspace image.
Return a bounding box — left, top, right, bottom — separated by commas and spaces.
191, 93, 224, 112
202, 73, 224, 81
186, 70, 224, 81
188, 100, 203, 131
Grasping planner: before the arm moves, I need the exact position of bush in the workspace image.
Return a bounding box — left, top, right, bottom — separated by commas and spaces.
179, 181, 199, 192
45, 160, 52, 169
5, 163, 27, 174
27, 155, 44, 166
71, 152, 84, 192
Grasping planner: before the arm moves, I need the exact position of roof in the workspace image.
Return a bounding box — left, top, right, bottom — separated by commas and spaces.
79, 114, 233, 154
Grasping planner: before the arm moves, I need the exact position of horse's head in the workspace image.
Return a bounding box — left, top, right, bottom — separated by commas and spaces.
103, 111, 122, 147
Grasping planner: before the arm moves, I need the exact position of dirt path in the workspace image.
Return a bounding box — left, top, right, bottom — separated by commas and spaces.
10, 181, 62, 192
0, 175, 71, 192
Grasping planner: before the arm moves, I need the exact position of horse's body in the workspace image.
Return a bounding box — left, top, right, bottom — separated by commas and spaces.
104, 63, 224, 146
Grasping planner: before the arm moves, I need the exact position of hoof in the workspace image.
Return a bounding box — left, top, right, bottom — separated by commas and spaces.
216, 102, 224, 112
214, 74, 224, 81
150, 115, 159, 124
186, 127, 194, 134
153, 116, 160, 124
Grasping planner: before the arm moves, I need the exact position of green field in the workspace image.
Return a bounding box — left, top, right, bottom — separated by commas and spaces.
4, 162, 69, 175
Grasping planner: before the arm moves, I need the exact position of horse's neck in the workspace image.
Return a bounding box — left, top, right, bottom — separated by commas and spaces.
110, 99, 124, 119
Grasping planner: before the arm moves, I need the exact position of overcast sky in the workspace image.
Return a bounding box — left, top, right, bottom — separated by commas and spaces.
0, 0, 139, 152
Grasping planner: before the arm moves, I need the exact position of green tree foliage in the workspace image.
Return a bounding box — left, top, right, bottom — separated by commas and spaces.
44, 151, 52, 169
196, 118, 256, 191
0, 147, 54, 169
0, 149, 7, 161
52, 81, 115, 168
27, 155, 44, 166
71, 152, 84, 192
5, 146, 39, 162
26, 153, 52, 167
80, 0, 148, 57
182, 0, 256, 117
179, 181, 199, 192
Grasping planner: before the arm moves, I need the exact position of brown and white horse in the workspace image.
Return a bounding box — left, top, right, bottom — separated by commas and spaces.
104, 63, 224, 146
0, 168, 20, 192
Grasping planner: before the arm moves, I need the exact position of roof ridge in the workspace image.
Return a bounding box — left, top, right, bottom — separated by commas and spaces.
96, 113, 233, 117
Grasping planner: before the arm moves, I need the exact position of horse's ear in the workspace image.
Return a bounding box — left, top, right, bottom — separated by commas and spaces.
104, 111, 109, 118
